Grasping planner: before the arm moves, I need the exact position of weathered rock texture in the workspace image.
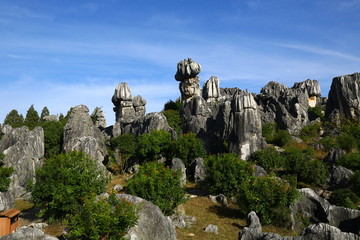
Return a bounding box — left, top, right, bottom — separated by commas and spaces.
111, 82, 175, 138
239, 211, 360, 240
290, 188, 360, 234
0, 125, 44, 198
175, 58, 202, 102
0, 226, 58, 240
325, 72, 360, 120
91, 107, 106, 129
116, 194, 177, 240
62, 105, 108, 172
0, 191, 14, 212
256, 79, 321, 135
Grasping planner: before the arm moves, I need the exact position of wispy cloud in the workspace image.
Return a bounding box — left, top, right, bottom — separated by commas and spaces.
274, 42, 360, 62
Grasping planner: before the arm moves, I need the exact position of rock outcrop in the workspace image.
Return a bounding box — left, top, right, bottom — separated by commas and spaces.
0, 191, 14, 212
325, 72, 360, 120
62, 105, 108, 172
111, 82, 175, 138
91, 107, 106, 129
0, 125, 44, 198
175, 58, 202, 102
116, 194, 177, 240
256, 79, 321, 134
0, 226, 58, 240
238, 211, 360, 240
290, 188, 360, 234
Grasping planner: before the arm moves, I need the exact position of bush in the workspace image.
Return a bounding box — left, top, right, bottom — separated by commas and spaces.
283, 146, 328, 186
337, 152, 360, 171
110, 134, 138, 172
66, 193, 138, 240
31, 152, 109, 221
169, 133, 206, 166
349, 171, 360, 197
299, 122, 321, 141
126, 162, 185, 215
328, 188, 359, 209
262, 123, 291, 147
251, 147, 285, 172
337, 133, 357, 152
205, 153, 254, 197
0, 154, 14, 192
237, 175, 299, 226
136, 130, 172, 162
40, 121, 65, 158
163, 109, 182, 135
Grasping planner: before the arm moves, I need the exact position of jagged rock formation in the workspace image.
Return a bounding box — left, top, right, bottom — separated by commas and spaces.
91, 107, 106, 129
62, 105, 108, 172
203, 76, 221, 102
328, 166, 353, 190
111, 82, 175, 138
0, 125, 44, 198
0, 226, 58, 240
325, 72, 360, 120
256, 79, 322, 135
290, 188, 360, 234
116, 194, 177, 240
175, 58, 202, 102
171, 158, 186, 187
239, 211, 360, 240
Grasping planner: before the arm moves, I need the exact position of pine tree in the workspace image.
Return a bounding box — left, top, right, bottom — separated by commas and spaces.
40, 106, 50, 122
24, 105, 40, 130
4, 109, 24, 128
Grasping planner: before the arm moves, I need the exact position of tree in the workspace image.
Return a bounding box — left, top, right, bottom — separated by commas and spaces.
40, 107, 50, 122
126, 162, 185, 215
40, 121, 65, 158
24, 105, 40, 130
136, 130, 172, 162
3, 109, 24, 128
0, 154, 14, 192
31, 152, 109, 221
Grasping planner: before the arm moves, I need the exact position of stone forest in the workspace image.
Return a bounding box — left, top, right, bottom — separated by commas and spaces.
0, 58, 360, 240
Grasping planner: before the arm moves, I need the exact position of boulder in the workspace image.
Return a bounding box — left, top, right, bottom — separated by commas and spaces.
193, 157, 207, 184
0, 191, 14, 212
0, 125, 44, 198
171, 158, 186, 187
62, 105, 108, 172
131, 112, 174, 137
247, 211, 262, 231
325, 72, 360, 120
116, 194, 176, 240
209, 194, 228, 207
328, 166, 353, 190
325, 148, 346, 166
0, 226, 58, 240
204, 224, 218, 234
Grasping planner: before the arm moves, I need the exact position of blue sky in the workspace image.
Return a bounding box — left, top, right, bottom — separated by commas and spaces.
1, 0, 360, 125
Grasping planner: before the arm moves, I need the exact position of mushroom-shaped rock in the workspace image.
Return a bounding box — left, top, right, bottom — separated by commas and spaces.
175, 58, 201, 81
112, 82, 133, 105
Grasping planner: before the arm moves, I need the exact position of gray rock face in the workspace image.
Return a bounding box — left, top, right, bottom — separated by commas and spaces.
0, 191, 14, 212
91, 107, 106, 129
203, 76, 221, 102
257, 79, 321, 135
171, 158, 186, 187
131, 112, 174, 137
325, 148, 346, 166
229, 91, 264, 160
62, 105, 108, 172
0, 226, 58, 240
247, 211, 262, 232
175, 58, 201, 102
209, 194, 228, 207
193, 157, 207, 184
116, 194, 176, 240
291, 188, 360, 234
328, 166, 353, 190
0, 125, 44, 198
204, 224, 218, 234
325, 73, 360, 120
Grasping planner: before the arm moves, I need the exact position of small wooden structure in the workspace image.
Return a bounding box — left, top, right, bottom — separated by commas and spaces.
0, 209, 20, 237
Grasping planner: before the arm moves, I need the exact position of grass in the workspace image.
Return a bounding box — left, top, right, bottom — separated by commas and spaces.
176, 184, 299, 240
106, 173, 132, 193
14, 200, 34, 212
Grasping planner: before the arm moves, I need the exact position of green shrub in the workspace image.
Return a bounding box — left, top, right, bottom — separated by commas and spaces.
3, 109, 24, 128
283, 147, 327, 186
251, 147, 285, 172
205, 153, 254, 197
299, 122, 321, 141
349, 171, 360, 197
262, 122, 277, 143
319, 135, 338, 151
262, 123, 291, 147
126, 162, 185, 215
237, 175, 299, 226
337, 133, 358, 152
163, 100, 183, 111
0, 154, 14, 192
137, 130, 172, 162
169, 133, 206, 166
40, 121, 65, 158
110, 134, 138, 172
337, 152, 360, 171
328, 188, 359, 209
66, 193, 138, 240
31, 152, 109, 221
163, 109, 182, 135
